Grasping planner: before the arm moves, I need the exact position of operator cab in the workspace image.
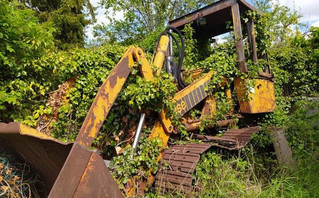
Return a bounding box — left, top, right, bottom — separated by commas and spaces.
169, 0, 276, 114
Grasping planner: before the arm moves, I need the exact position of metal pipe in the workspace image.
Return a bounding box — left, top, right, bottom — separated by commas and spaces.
169, 29, 173, 55
184, 119, 237, 132
132, 113, 146, 150
166, 29, 174, 74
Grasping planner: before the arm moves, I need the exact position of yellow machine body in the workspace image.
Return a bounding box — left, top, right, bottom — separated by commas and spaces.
235, 78, 276, 114
0, 0, 278, 196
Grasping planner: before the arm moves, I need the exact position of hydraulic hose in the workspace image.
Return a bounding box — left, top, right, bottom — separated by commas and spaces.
154, 26, 187, 90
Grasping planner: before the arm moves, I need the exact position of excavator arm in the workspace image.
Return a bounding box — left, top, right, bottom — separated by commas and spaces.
0, 36, 170, 198
49, 36, 170, 197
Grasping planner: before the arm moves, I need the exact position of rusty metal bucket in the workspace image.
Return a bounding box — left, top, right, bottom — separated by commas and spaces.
0, 122, 123, 198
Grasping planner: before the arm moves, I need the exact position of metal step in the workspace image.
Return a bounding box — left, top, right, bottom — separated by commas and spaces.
193, 126, 260, 150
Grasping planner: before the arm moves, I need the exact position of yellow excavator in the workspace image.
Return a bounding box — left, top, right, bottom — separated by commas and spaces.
0, 0, 275, 197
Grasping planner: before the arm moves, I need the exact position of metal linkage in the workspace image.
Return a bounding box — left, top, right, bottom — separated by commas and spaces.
132, 114, 146, 150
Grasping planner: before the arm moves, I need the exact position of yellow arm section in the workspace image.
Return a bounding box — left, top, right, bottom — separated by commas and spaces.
75, 35, 170, 148
154, 35, 169, 76
75, 47, 136, 147
134, 47, 154, 81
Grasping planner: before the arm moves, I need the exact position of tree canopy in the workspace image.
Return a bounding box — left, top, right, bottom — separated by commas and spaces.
20, 0, 96, 49
95, 0, 214, 44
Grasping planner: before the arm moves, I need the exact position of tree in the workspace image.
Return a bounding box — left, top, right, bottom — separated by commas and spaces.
0, 0, 55, 122
95, 0, 214, 44
21, 0, 96, 49
251, 0, 317, 99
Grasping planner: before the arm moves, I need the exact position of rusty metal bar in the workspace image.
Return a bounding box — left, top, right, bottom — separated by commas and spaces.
169, 0, 236, 28
247, 20, 258, 63
231, 2, 248, 73
184, 119, 237, 132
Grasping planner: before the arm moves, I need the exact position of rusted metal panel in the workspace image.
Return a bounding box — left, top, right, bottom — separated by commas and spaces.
49, 142, 124, 198
193, 126, 260, 150
156, 172, 192, 186
48, 143, 92, 198
173, 72, 213, 116
166, 147, 209, 153
73, 152, 124, 198
76, 47, 135, 147
158, 170, 192, 180
0, 122, 72, 193
163, 153, 200, 163
169, 161, 198, 173
157, 72, 212, 135
155, 180, 192, 194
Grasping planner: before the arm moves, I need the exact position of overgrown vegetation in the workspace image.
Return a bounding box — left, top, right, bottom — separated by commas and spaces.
0, 0, 318, 197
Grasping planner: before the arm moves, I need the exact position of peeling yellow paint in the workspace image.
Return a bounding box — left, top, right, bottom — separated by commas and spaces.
235, 78, 276, 113
20, 124, 57, 140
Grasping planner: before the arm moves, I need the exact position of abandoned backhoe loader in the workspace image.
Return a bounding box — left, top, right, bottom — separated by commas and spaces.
0, 0, 276, 197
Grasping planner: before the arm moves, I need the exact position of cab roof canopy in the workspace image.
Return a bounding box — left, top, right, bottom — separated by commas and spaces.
169, 0, 257, 38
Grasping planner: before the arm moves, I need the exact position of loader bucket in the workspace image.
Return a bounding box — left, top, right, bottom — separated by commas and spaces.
0, 122, 123, 198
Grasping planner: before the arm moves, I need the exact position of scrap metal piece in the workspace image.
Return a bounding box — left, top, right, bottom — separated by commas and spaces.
193, 126, 260, 150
